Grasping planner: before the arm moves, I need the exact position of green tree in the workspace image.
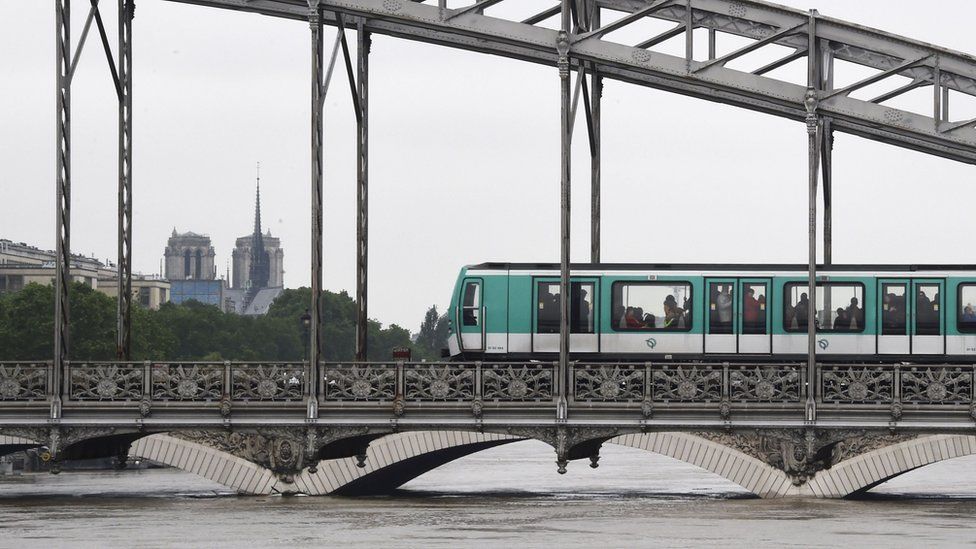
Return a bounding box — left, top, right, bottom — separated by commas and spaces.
415, 305, 449, 360
0, 283, 426, 362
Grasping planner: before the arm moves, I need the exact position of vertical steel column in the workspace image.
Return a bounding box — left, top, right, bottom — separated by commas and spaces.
556, 0, 572, 419
116, 0, 134, 360
355, 23, 370, 361
804, 11, 820, 422
933, 59, 942, 127
684, 0, 693, 70
53, 0, 72, 417
821, 118, 832, 265
820, 41, 833, 266
589, 6, 601, 264
308, 0, 324, 418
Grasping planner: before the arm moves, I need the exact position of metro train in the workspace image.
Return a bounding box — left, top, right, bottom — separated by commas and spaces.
444, 263, 976, 362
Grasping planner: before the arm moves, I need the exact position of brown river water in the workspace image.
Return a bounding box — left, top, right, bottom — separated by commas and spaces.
1, 441, 975, 548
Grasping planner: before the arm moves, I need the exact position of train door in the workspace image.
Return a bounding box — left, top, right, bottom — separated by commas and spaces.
532, 278, 598, 354
458, 278, 484, 353
877, 279, 909, 355
705, 278, 736, 354
738, 279, 771, 354
912, 279, 945, 355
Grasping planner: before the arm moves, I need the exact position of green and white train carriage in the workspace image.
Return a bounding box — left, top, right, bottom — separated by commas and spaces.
445, 263, 976, 362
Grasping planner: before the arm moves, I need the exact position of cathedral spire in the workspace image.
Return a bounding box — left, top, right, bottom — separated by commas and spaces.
246, 162, 271, 306
253, 162, 262, 236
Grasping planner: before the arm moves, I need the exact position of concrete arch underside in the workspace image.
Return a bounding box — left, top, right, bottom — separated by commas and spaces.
0, 435, 41, 458
609, 433, 976, 498
129, 431, 976, 498
129, 431, 519, 495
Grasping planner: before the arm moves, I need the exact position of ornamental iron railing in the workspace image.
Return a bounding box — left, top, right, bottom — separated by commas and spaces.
0, 361, 973, 415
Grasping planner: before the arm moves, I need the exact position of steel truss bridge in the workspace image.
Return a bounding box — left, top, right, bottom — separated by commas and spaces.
7, 0, 976, 497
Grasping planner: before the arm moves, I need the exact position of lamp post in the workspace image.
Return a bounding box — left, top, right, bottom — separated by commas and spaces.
300, 308, 311, 362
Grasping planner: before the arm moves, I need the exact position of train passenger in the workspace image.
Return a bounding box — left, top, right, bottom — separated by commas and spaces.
834, 308, 850, 331
615, 306, 628, 330
784, 301, 796, 330
963, 305, 976, 323
570, 288, 591, 333
663, 295, 684, 328
846, 297, 862, 330
716, 287, 732, 324
917, 290, 938, 334
883, 293, 902, 332
793, 293, 810, 331
643, 312, 657, 327
624, 307, 644, 329
743, 288, 760, 325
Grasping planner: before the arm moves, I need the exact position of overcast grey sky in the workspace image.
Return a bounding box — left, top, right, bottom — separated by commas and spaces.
2, 1, 975, 332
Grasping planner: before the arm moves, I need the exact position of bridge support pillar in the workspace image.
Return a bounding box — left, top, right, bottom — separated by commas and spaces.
803, 11, 820, 422
53, 0, 72, 420
556, 0, 572, 421
589, 6, 601, 264
355, 23, 370, 361
307, 0, 325, 418
116, 0, 135, 360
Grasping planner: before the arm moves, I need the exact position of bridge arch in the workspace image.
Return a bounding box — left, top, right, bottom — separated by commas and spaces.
0, 435, 42, 458
803, 434, 976, 498
609, 433, 794, 498
130, 431, 521, 495
609, 433, 976, 498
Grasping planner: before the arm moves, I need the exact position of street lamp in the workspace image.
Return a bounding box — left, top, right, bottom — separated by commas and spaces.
300, 308, 311, 362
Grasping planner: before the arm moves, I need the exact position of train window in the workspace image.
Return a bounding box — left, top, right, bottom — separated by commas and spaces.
708, 283, 733, 334
783, 283, 864, 333
960, 285, 976, 333
536, 281, 594, 334
462, 281, 480, 327
881, 283, 907, 336
915, 284, 941, 335
742, 283, 767, 335
611, 281, 693, 332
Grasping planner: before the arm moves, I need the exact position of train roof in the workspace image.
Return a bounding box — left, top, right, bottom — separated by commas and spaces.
465, 262, 976, 272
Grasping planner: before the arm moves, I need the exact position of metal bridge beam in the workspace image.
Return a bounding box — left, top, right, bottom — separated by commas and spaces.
804, 11, 819, 422
53, 0, 72, 419
163, 0, 976, 165
589, 5, 602, 264
557, 0, 571, 421
355, 23, 370, 361
308, 0, 325, 419
116, 0, 134, 360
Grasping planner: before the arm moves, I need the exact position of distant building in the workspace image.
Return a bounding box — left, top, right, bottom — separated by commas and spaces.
163, 230, 216, 281
229, 176, 284, 314
0, 238, 169, 310
162, 230, 223, 307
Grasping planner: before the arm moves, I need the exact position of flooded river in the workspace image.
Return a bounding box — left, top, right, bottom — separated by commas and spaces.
1, 441, 975, 548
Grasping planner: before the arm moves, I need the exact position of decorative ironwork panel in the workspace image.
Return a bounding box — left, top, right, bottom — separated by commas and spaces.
574, 363, 644, 403
482, 363, 553, 402
231, 363, 304, 402
901, 366, 973, 405
151, 363, 224, 401
651, 364, 722, 402
0, 362, 49, 401
404, 364, 474, 402
323, 363, 396, 402
69, 362, 143, 401
729, 364, 801, 403
821, 366, 893, 404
